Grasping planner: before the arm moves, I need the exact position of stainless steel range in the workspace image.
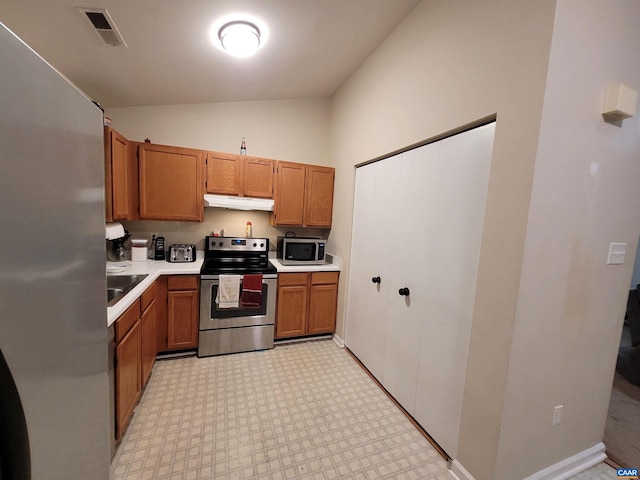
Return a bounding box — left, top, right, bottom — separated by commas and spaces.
198, 236, 278, 357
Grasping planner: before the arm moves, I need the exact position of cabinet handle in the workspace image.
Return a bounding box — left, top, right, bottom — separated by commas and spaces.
371, 276, 381, 284
398, 287, 410, 296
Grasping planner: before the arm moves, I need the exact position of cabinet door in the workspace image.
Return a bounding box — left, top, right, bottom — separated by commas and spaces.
138, 143, 205, 222
114, 299, 141, 343
308, 283, 338, 335
206, 152, 243, 195
105, 127, 136, 221
154, 276, 169, 353
275, 273, 309, 338
272, 161, 306, 226
244, 157, 274, 198
304, 165, 335, 227
140, 299, 156, 388
167, 289, 199, 350
115, 320, 141, 441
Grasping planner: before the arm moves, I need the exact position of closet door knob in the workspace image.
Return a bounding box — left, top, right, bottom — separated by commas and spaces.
371, 276, 381, 284
398, 287, 410, 296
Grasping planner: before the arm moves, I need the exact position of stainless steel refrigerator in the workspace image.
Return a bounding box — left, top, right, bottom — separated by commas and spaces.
0, 23, 110, 479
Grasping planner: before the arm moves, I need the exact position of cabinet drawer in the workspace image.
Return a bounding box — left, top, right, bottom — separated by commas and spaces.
115, 298, 141, 343
311, 271, 339, 285
140, 281, 157, 311
167, 275, 199, 290
278, 273, 309, 286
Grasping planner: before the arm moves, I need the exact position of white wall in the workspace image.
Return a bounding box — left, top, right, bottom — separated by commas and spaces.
330, 1, 556, 478
106, 98, 331, 247
495, 2, 640, 478
107, 97, 330, 164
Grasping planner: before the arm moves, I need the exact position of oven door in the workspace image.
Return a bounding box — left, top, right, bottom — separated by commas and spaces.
199, 274, 277, 330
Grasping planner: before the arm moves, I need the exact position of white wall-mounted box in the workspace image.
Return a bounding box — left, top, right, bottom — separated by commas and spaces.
602, 84, 638, 121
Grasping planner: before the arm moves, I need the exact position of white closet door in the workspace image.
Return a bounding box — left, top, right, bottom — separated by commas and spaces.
345, 157, 401, 381
413, 123, 495, 457
382, 142, 440, 414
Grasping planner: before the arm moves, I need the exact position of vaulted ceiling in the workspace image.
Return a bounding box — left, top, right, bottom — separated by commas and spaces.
0, 0, 420, 108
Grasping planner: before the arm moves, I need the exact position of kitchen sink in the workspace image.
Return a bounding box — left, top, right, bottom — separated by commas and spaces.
107, 288, 124, 304
106, 274, 148, 307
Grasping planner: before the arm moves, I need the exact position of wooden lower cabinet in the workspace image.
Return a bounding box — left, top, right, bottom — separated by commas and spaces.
154, 275, 200, 353
113, 275, 200, 441
308, 281, 339, 335
167, 275, 199, 350
275, 271, 339, 339
114, 280, 160, 441
140, 281, 157, 388
275, 274, 309, 337
114, 299, 142, 441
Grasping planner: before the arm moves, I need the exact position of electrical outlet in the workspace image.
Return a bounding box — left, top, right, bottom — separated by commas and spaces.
552, 405, 563, 426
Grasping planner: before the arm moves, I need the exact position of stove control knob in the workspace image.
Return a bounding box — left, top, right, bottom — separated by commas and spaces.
260, 243, 264, 248
253, 243, 257, 247
219, 241, 223, 247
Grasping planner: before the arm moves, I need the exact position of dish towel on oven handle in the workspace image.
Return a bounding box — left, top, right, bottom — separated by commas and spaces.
241, 274, 263, 307
216, 274, 241, 309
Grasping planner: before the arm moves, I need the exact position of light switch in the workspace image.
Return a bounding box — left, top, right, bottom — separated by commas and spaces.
607, 243, 627, 265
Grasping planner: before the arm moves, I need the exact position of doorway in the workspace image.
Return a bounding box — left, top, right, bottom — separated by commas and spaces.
604, 239, 640, 467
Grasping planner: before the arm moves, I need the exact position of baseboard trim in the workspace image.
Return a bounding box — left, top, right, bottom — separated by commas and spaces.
523, 443, 607, 480
447, 443, 606, 480
449, 459, 475, 480
332, 333, 345, 348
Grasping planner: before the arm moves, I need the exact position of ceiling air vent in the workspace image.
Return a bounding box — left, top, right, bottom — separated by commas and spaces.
77, 8, 127, 47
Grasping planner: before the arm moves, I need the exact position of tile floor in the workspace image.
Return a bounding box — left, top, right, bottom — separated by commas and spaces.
110, 339, 618, 480
569, 462, 617, 480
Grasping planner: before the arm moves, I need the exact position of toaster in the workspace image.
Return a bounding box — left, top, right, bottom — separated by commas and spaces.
166, 244, 196, 263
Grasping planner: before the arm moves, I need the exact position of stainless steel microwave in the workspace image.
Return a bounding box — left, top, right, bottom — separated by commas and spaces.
277, 236, 326, 265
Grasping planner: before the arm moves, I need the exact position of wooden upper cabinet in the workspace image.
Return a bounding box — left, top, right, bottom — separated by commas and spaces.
206, 152, 273, 198
272, 161, 335, 227
244, 157, 274, 198
272, 161, 306, 226
104, 127, 137, 222
304, 165, 335, 228
206, 152, 243, 195
138, 143, 205, 222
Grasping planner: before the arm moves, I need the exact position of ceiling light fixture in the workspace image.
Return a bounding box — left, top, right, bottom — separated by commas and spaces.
218, 20, 261, 58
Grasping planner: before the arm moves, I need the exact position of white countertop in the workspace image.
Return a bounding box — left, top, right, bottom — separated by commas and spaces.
107, 256, 203, 327
269, 256, 342, 273
107, 252, 341, 326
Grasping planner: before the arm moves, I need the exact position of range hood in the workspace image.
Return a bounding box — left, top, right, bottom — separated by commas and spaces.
204, 194, 274, 211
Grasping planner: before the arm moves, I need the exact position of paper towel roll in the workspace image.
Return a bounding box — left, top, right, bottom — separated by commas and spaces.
105, 222, 125, 240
